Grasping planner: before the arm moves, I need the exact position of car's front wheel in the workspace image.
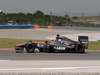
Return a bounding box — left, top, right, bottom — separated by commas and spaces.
25, 44, 35, 53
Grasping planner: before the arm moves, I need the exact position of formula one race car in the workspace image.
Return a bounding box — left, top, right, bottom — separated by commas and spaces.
15, 35, 88, 53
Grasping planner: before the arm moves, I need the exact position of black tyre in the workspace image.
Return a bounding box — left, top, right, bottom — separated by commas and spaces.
76, 44, 85, 53
80, 46, 85, 53
25, 44, 35, 53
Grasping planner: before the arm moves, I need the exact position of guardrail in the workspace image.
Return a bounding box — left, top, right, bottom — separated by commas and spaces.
0, 25, 32, 29
52, 26, 100, 31
0, 24, 100, 31
35, 26, 100, 31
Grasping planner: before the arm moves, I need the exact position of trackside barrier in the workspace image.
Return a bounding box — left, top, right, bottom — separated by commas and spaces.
0, 25, 32, 29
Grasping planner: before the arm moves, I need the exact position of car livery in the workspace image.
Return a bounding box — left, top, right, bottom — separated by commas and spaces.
15, 35, 88, 53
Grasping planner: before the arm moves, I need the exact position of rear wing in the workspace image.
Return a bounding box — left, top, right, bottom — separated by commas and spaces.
78, 36, 89, 43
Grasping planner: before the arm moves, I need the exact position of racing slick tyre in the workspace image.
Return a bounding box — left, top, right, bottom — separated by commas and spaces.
76, 44, 85, 53
25, 44, 36, 53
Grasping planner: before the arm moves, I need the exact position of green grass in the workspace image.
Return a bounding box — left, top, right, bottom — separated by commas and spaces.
0, 38, 28, 48
0, 38, 100, 50
88, 41, 100, 50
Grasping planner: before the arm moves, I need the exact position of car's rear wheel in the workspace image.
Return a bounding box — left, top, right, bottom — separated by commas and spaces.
76, 44, 85, 53
79, 47, 85, 53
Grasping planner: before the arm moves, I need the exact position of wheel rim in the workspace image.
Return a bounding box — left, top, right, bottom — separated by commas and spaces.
26, 44, 35, 53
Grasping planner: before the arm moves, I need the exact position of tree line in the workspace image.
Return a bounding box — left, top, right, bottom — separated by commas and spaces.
0, 10, 71, 26
0, 10, 97, 27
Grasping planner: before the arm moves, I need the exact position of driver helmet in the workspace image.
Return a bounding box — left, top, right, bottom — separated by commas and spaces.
57, 34, 60, 37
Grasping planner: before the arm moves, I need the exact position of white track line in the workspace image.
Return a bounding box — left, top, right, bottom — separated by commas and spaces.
0, 66, 98, 71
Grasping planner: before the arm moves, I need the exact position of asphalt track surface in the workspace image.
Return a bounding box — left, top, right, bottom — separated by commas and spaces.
0, 52, 100, 74
0, 50, 100, 74
0, 48, 100, 60
0, 51, 100, 60
0, 47, 100, 74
